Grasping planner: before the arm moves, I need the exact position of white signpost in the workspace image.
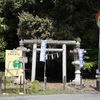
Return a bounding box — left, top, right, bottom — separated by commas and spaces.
40, 40, 47, 92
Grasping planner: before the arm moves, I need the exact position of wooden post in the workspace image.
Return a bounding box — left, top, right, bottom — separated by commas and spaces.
31, 43, 37, 82
4, 76, 6, 93
0, 77, 2, 94
44, 60, 47, 92
62, 44, 66, 83
20, 76, 21, 92
23, 63, 26, 94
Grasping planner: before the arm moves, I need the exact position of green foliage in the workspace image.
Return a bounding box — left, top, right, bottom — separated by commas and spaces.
81, 28, 98, 72
0, 0, 99, 77
0, 37, 7, 62
31, 80, 39, 90
6, 77, 14, 86
17, 11, 53, 40
0, 17, 7, 62
0, 71, 5, 79
0, 37, 6, 50
83, 51, 98, 72
0, 17, 8, 33
52, 24, 74, 40
2, 88, 19, 94
83, 61, 97, 72
0, 0, 20, 49
26, 80, 40, 93
0, 74, 14, 86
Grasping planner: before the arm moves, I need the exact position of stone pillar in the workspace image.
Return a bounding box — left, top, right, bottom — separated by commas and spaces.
73, 42, 81, 85
72, 60, 81, 85
31, 43, 37, 82
62, 44, 66, 83
70, 41, 86, 85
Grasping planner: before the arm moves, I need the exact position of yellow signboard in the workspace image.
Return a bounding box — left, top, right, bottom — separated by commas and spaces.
5, 50, 22, 76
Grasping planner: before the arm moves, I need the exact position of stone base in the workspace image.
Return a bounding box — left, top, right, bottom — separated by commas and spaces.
72, 79, 84, 86
96, 79, 100, 91
3, 93, 9, 95
14, 76, 27, 85
19, 92, 24, 95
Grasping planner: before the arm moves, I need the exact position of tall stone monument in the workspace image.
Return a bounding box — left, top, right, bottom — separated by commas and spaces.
70, 41, 86, 85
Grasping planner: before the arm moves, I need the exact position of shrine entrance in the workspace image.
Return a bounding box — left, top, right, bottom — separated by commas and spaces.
19, 39, 77, 83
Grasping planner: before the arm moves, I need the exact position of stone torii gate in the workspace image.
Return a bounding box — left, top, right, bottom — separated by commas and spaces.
20, 39, 77, 83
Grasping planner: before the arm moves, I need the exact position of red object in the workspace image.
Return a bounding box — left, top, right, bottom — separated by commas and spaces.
96, 12, 100, 19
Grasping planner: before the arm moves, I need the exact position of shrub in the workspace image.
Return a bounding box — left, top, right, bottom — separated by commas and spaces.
26, 80, 40, 93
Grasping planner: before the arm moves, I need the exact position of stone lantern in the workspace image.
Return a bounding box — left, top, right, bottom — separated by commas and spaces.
16, 39, 30, 57
14, 40, 30, 84
70, 41, 86, 85
72, 60, 81, 85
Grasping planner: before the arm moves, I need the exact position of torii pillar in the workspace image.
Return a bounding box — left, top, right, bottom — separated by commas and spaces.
31, 43, 37, 82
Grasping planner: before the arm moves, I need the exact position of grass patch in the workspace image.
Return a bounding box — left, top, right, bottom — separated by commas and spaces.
0, 87, 76, 96
2, 88, 21, 94
0, 79, 98, 97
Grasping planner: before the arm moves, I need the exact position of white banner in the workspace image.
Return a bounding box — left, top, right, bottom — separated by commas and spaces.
40, 40, 46, 62
78, 49, 84, 69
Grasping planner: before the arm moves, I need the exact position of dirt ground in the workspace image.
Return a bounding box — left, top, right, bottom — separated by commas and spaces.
39, 79, 99, 93
2, 79, 99, 94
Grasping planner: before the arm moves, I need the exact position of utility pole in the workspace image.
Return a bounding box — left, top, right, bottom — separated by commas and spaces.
95, 11, 100, 90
